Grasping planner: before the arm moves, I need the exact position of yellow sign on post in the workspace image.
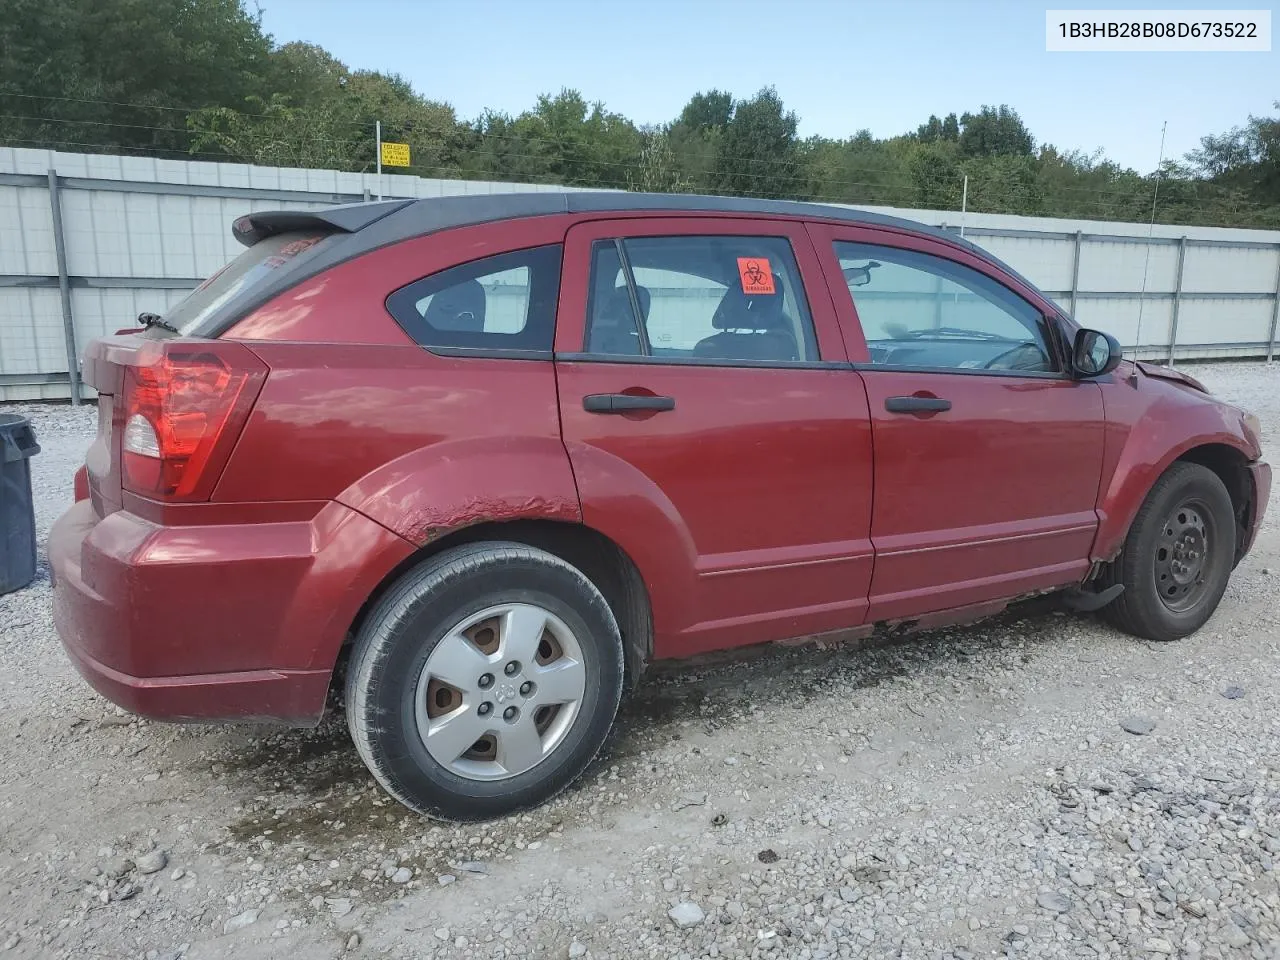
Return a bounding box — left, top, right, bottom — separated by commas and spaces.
380, 142, 410, 167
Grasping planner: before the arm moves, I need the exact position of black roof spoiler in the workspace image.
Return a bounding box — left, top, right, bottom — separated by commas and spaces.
231, 199, 414, 247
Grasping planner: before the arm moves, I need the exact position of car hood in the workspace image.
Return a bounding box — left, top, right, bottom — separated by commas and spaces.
1135, 361, 1209, 394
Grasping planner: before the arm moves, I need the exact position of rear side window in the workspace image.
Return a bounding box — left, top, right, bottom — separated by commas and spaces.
584, 236, 819, 364
167, 230, 335, 335
386, 245, 563, 354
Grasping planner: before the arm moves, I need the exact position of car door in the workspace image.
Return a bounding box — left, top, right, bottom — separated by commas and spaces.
554, 217, 875, 658
809, 222, 1106, 622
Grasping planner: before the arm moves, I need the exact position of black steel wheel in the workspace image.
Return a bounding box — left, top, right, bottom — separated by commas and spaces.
1152, 498, 1216, 613
1101, 462, 1235, 642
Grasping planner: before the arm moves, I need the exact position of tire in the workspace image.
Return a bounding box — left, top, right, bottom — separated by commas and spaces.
1101, 462, 1236, 642
345, 542, 624, 821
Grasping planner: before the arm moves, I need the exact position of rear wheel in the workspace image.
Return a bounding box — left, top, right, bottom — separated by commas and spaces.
345, 542, 624, 821
1101, 462, 1236, 642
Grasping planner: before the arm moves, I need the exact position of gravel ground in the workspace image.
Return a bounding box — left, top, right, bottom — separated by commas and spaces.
1, 362, 1279, 960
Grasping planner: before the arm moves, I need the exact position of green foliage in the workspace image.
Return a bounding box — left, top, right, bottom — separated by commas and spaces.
628, 129, 689, 193
713, 87, 799, 198
1187, 102, 1280, 207
2, 0, 1278, 228
958, 105, 1034, 158
187, 95, 355, 168
966, 154, 1043, 216
909, 143, 963, 208
916, 113, 959, 144
0, 0, 270, 155
677, 90, 733, 133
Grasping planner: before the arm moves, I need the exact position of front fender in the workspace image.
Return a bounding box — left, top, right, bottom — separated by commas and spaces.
336, 436, 581, 545
1093, 375, 1258, 561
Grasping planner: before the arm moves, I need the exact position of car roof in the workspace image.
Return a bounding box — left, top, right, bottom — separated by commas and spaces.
242, 191, 979, 255
398, 191, 972, 244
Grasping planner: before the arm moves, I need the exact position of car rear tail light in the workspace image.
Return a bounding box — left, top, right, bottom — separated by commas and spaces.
121, 341, 267, 501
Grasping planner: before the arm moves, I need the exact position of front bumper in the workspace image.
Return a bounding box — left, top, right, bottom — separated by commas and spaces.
1242, 460, 1272, 560
50, 499, 413, 725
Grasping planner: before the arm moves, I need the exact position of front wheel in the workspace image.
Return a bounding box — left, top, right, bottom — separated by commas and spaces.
1101, 462, 1236, 642
345, 542, 624, 821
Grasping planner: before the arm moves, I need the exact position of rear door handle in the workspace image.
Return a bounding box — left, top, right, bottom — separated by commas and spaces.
583, 393, 676, 413
885, 396, 951, 413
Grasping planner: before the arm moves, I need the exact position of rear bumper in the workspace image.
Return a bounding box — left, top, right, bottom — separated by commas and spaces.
59, 638, 333, 725
1242, 460, 1272, 559
50, 499, 414, 725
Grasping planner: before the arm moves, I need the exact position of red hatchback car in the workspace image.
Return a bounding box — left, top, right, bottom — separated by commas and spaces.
51, 194, 1269, 820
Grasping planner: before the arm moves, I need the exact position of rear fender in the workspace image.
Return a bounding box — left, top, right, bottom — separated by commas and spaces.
561, 442, 700, 651
336, 436, 581, 545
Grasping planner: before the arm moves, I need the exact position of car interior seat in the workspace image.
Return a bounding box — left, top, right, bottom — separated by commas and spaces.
423, 278, 487, 332
693, 274, 799, 361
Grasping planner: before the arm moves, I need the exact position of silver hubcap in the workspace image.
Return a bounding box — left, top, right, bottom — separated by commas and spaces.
415, 603, 586, 781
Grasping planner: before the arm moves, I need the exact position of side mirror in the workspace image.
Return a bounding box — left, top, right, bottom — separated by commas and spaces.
1071, 328, 1122, 378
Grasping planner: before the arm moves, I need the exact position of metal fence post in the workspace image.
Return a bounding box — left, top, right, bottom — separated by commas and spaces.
1268, 243, 1280, 363
46, 169, 81, 406
1069, 231, 1083, 318
1167, 236, 1187, 368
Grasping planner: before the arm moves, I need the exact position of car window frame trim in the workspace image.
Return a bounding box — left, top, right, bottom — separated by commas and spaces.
847, 361, 1068, 381
555, 351, 851, 371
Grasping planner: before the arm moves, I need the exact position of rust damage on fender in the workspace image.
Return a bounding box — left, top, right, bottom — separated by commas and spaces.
400, 494, 581, 546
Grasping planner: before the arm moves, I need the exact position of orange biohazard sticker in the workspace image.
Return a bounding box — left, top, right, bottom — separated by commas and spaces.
736, 258, 775, 295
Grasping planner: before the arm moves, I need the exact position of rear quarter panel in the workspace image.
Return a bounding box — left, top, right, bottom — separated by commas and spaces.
217, 215, 583, 540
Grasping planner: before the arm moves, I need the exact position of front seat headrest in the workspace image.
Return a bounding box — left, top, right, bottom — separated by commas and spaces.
712, 273, 786, 331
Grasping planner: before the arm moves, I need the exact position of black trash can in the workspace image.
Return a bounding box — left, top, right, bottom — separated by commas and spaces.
0, 413, 40, 595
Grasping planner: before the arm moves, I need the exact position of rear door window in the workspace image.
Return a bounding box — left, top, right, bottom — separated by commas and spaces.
386, 245, 562, 355
584, 235, 819, 364
167, 231, 335, 335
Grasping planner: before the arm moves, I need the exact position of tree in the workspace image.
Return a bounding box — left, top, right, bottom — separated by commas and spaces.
667, 90, 735, 193
188, 60, 459, 174
908, 142, 963, 208
676, 90, 733, 133
713, 87, 798, 198
965, 154, 1044, 216
0, 0, 272, 155
959, 105, 1034, 158
4, 0, 1279, 228
187, 96, 359, 169
628, 128, 689, 193
916, 113, 959, 143
1187, 103, 1280, 205
344, 70, 458, 176
506, 89, 642, 189
267, 43, 347, 106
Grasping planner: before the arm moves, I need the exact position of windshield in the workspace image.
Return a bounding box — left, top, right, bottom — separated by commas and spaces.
165, 231, 335, 335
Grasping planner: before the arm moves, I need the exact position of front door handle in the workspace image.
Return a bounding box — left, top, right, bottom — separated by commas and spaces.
885, 395, 951, 413
583, 393, 676, 414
